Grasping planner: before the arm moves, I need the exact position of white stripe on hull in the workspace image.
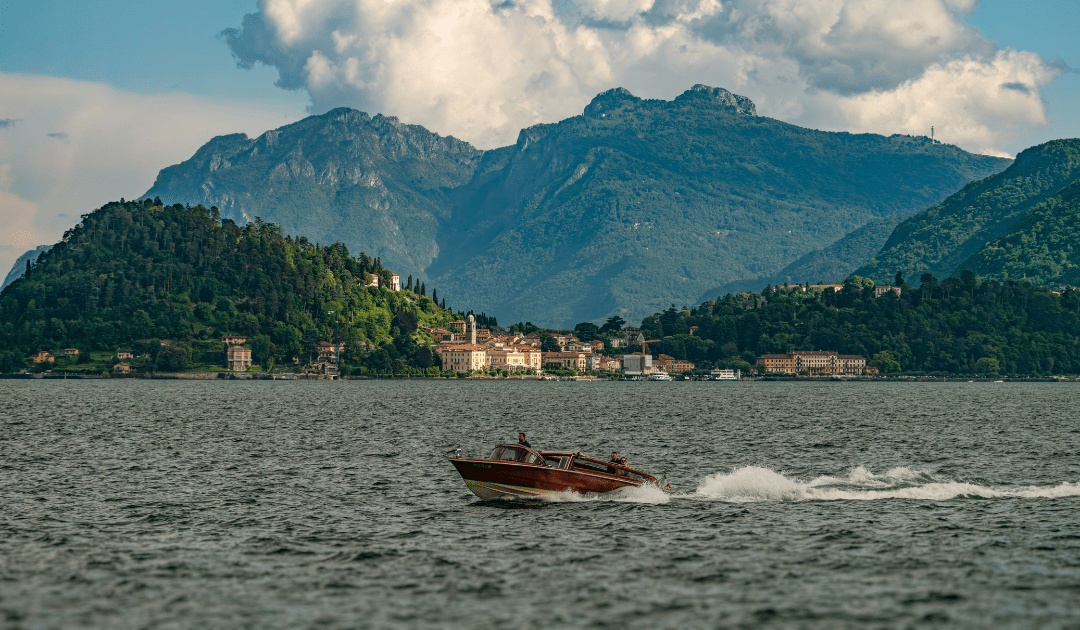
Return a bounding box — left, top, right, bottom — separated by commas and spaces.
464, 479, 558, 500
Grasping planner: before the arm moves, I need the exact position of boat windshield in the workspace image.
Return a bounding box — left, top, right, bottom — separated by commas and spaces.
544, 455, 571, 469
488, 446, 544, 465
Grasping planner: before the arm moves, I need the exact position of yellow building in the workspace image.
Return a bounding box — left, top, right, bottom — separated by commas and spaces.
32, 351, 55, 363
542, 352, 587, 371
227, 346, 252, 371
441, 345, 488, 373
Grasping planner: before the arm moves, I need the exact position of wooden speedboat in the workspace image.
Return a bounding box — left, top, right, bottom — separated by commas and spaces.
450, 444, 658, 500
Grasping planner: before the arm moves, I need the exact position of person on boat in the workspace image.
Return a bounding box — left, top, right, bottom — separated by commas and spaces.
608, 452, 619, 474
619, 457, 630, 475
518, 433, 532, 449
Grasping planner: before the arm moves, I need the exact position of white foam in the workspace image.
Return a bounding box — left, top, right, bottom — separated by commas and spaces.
692, 466, 1080, 503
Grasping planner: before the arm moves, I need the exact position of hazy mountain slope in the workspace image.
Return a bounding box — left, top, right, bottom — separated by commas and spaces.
1, 245, 52, 292
961, 177, 1080, 286
855, 139, 1080, 284
146, 85, 1010, 327
698, 214, 907, 299
145, 109, 483, 276
429, 86, 1008, 325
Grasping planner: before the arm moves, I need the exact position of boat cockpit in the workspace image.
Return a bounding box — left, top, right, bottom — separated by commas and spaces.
484, 444, 654, 482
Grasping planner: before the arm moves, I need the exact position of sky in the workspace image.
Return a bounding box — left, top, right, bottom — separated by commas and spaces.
0, 0, 1077, 276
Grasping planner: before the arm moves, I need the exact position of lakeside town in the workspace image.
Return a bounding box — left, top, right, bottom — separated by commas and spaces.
18, 309, 883, 380
10, 266, 1080, 381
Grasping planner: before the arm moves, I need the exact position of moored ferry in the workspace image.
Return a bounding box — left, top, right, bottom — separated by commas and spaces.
450, 444, 659, 500
647, 372, 672, 381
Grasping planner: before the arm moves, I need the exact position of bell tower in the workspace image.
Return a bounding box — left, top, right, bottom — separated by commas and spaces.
468, 314, 476, 345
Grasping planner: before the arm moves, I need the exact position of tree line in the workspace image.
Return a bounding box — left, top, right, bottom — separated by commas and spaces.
616, 272, 1080, 376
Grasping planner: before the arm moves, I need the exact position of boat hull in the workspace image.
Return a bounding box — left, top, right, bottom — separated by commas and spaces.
451, 458, 641, 500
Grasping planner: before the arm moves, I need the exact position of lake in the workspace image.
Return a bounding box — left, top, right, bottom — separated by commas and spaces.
2, 380, 1079, 628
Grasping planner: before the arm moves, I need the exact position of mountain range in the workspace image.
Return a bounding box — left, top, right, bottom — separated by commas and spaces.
145, 85, 1010, 327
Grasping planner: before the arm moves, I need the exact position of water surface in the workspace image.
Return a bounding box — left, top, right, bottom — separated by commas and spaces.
2, 380, 1079, 628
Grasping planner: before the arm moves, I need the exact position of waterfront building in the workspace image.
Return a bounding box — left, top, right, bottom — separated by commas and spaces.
756, 351, 868, 375
654, 354, 695, 373
227, 346, 252, 371
314, 342, 338, 363
487, 349, 531, 372
543, 352, 587, 371
442, 344, 488, 373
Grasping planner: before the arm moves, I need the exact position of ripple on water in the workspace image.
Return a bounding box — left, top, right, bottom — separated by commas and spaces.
1, 379, 1079, 628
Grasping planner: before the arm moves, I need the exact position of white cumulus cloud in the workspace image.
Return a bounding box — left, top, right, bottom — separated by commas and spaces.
0, 72, 304, 278
224, 0, 1062, 153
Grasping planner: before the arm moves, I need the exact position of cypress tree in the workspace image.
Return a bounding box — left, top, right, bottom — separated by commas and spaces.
432, 288, 438, 303
420, 282, 426, 296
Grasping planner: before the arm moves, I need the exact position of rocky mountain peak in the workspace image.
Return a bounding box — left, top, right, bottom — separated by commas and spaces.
583, 87, 641, 118
673, 84, 756, 115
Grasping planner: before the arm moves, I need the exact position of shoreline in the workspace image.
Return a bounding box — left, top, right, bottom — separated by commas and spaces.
1, 373, 1076, 383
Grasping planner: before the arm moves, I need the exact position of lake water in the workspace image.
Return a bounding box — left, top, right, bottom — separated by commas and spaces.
2, 380, 1079, 628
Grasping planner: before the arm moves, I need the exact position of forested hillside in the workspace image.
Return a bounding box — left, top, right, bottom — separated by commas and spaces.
147, 84, 1010, 327
0, 199, 456, 374
962, 178, 1080, 285
856, 139, 1080, 283
626, 274, 1080, 376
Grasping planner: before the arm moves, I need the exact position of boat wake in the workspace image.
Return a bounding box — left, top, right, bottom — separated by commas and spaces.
692, 466, 1080, 502
533, 465, 1080, 505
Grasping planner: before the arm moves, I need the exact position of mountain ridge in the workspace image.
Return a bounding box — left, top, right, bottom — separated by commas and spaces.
146, 85, 1011, 327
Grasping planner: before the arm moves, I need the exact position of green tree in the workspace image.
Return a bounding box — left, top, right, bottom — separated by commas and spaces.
251, 335, 275, 369
393, 310, 419, 335
599, 315, 625, 334
574, 321, 600, 341
155, 344, 192, 372
975, 357, 1000, 375
540, 333, 560, 352
871, 351, 901, 374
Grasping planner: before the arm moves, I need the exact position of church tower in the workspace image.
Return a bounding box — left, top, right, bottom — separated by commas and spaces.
468, 314, 476, 345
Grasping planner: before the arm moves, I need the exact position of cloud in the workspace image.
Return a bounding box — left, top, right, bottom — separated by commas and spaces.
223, 0, 1061, 153
0, 72, 305, 278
